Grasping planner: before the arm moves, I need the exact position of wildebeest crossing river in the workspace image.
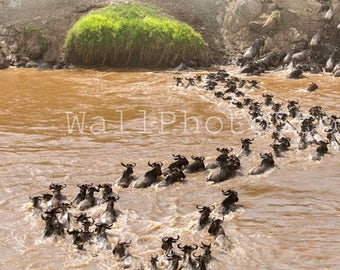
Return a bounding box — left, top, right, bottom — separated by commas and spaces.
0, 67, 339, 269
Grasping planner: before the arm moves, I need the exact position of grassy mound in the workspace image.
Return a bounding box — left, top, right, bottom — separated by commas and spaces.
64, 4, 209, 67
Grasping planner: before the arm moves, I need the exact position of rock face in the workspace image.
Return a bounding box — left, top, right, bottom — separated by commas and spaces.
0, 0, 339, 66
0, 51, 9, 69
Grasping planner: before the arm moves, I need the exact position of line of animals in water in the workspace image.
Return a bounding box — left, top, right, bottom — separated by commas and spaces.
28, 66, 338, 268
29, 179, 239, 269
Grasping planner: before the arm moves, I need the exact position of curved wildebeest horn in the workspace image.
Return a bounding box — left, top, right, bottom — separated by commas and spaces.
121, 162, 127, 167
191, 155, 197, 160
196, 205, 204, 210
191, 244, 198, 250
29, 195, 42, 200
174, 235, 180, 241
201, 241, 211, 248
151, 254, 158, 261
121, 240, 132, 246
193, 252, 200, 258
222, 189, 231, 195
148, 161, 154, 167
177, 243, 185, 250
105, 223, 112, 229
162, 236, 169, 242
172, 154, 180, 159
209, 205, 215, 211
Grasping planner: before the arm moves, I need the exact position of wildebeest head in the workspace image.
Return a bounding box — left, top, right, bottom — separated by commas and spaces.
169, 154, 189, 170
263, 93, 274, 106
98, 183, 113, 200
112, 240, 131, 258
208, 217, 224, 236
148, 161, 163, 176
221, 189, 239, 213
161, 235, 180, 253
196, 204, 215, 228
260, 153, 275, 167
94, 222, 112, 236
241, 138, 254, 151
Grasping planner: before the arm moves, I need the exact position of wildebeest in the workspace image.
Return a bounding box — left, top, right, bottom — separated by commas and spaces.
78, 184, 100, 211
134, 161, 163, 188
287, 100, 300, 118
239, 138, 254, 156
196, 204, 215, 229
243, 36, 266, 62
288, 68, 303, 79
325, 48, 338, 72
161, 168, 186, 186
161, 235, 180, 254
29, 195, 43, 214
41, 208, 64, 238
94, 222, 112, 249
206, 147, 233, 169
249, 153, 275, 175
112, 239, 132, 259
185, 156, 206, 173
150, 255, 160, 270
177, 243, 198, 268
58, 202, 72, 229
208, 217, 225, 236
166, 250, 183, 270
67, 228, 92, 250
73, 184, 89, 205
75, 213, 94, 233
193, 253, 211, 270
168, 154, 189, 170
307, 82, 319, 92
98, 183, 113, 200
100, 194, 120, 224
118, 162, 136, 188
291, 50, 313, 67
221, 189, 239, 214
263, 93, 274, 106
207, 155, 240, 183
313, 140, 329, 160
49, 183, 67, 208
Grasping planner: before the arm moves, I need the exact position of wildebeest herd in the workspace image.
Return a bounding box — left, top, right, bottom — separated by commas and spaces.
235, 1, 340, 78
28, 5, 339, 268
28, 62, 339, 268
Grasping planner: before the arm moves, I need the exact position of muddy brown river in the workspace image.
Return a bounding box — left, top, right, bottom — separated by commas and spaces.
0, 67, 339, 269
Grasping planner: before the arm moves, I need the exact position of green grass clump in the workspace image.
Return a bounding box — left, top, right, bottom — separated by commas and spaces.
64, 3, 209, 67
263, 10, 281, 28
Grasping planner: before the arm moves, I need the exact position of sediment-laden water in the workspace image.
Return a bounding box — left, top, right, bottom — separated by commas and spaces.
0, 67, 339, 269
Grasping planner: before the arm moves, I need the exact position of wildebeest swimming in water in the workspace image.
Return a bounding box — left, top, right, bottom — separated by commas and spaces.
133, 161, 163, 188
249, 153, 275, 175
307, 82, 318, 92
288, 68, 303, 79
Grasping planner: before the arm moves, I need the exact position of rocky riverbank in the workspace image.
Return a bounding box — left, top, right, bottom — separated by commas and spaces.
0, 0, 339, 69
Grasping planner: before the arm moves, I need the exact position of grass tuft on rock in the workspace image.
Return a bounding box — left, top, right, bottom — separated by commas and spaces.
64, 3, 209, 67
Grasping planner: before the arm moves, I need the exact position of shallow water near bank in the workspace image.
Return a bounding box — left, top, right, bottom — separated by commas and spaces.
0, 67, 339, 269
